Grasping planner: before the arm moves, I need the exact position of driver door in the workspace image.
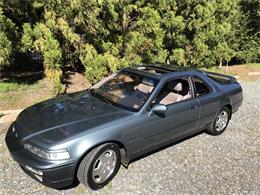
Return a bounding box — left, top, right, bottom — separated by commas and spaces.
140, 76, 200, 152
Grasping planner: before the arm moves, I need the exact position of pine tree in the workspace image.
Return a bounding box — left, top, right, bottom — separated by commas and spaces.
0, 0, 259, 91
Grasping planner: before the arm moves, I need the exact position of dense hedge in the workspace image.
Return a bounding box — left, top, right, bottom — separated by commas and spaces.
0, 0, 259, 92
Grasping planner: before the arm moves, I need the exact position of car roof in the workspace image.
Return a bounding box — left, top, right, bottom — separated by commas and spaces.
123, 64, 203, 81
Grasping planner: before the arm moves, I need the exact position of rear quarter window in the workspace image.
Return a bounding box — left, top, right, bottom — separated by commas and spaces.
192, 77, 211, 97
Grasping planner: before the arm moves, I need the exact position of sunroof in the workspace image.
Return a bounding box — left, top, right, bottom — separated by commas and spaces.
136, 66, 170, 75
155, 64, 190, 71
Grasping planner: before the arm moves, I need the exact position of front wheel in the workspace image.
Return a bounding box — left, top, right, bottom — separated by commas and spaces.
77, 143, 121, 190
206, 106, 231, 135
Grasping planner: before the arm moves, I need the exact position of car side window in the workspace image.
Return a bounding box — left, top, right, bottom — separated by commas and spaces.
192, 77, 211, 97
154, 77, 192, 106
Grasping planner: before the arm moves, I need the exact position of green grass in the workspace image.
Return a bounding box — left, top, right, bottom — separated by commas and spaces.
0, 79, 53, 110
0, 81, 44, 93
0, 82, 21, 92
199, 66, 233, 74
199, 66, 224, 73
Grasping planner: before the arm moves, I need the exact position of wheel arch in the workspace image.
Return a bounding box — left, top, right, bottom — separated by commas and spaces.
74, 140, 129, 181
225, 104, 232, 118
222, 98, 232, 119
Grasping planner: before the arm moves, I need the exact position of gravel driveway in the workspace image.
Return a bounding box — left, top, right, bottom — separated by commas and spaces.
1, 80, 259, 195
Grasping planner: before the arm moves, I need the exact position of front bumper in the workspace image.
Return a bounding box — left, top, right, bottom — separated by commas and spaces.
5, 123, 76, 189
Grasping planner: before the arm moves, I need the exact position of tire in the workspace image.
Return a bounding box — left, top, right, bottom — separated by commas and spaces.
206, 106, 231, 136
77, 143, 121, 190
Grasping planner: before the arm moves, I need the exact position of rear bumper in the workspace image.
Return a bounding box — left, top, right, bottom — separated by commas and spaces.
5, 124, 76, 189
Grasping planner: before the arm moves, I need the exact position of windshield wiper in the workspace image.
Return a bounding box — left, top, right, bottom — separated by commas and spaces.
98, 95, 112, 105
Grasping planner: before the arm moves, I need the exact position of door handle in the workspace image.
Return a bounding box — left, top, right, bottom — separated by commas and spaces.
189, 105, 199, 109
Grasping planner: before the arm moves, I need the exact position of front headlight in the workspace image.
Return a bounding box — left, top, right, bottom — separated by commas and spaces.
24, 144, 70, 160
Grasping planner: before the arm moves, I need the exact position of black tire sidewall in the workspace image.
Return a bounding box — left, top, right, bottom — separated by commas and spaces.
212, 107, 231, 135
86, 143, 121, 190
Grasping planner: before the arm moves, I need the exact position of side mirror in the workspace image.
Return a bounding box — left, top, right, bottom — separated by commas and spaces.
149, 104, 167, 116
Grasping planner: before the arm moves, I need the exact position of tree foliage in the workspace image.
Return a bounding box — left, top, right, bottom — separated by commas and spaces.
0, 6, 17, 65
0, 0, 259, 91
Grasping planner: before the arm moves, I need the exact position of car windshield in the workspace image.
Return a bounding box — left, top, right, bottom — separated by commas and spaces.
91, 71, 158, 112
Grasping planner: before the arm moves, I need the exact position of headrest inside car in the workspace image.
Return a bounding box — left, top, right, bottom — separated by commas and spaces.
142, 78, 154, 86
168, 81, 182, 92
173, 82, 182, 92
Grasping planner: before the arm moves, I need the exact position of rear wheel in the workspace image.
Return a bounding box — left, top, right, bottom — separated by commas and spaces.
206, 106, 231, 135
77, 143, 121, 190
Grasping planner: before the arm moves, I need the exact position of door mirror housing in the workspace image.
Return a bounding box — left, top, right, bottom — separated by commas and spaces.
149, 104, 167, 116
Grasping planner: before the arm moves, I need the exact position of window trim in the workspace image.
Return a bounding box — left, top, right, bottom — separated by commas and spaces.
191, 75, 213, 98
152, 76, 195, 107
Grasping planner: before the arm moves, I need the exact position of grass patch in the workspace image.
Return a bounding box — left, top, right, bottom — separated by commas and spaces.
199, 66, 236, 75
199, 66, 224, 73
0, 79, 54, 110
0, 93, 19, 102
201, 64, 260, 81
246, 63, 260, 69
0, 82, 20, 92
0, 81, 44, 93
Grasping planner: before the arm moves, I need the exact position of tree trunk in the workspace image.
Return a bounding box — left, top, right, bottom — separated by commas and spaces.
219, 58, 222, 68
119, 10, 127, 58
226, 60, 229, 72
165, 55, 171, 64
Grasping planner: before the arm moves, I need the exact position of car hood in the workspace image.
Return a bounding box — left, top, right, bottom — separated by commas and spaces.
15, 90, 130, 141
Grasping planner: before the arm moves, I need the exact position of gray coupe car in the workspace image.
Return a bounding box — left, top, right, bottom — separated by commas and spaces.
6, 65, 243, 190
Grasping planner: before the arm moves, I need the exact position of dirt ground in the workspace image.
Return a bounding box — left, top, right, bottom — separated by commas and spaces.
64, 71, 91, 94
220, 64, 260, 81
